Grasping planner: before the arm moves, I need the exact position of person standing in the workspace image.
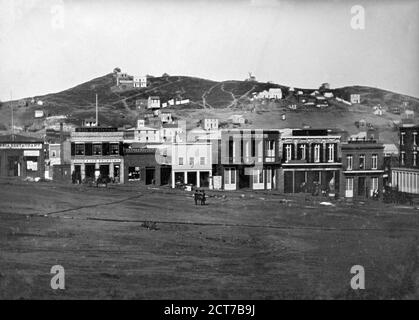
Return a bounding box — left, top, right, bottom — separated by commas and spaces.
194, 189, 200, 205
201, 191, 206, 206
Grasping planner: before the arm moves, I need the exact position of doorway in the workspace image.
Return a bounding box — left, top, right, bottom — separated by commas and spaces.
7, 156, 20, 177
146, 167, 155, 184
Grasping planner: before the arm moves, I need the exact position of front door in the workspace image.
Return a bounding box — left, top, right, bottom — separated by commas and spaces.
7, 156, 19, 177
266, 167, 272, 190
345, 177, 354, 198
224, 168, 236, 190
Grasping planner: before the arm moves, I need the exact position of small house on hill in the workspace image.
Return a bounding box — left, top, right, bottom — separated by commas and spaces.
147, 96, 161, 109
350, 94, 361, 104
230, 115, 245, 125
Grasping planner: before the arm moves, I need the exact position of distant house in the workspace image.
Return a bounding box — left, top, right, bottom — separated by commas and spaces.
133, 75, 147, 88
350, 94, 361, 104
203, 119, 219, 130
160, 112, 173, 124
315, 96, 328, 108
267, 88, 282, 99
230, 115, 245, 124
34, 110, 44, 118
255, 88, 282, 100
82, 118, 98, 127
323, 92, 334, 98
36, 100, 44, 106
147, 96, 161, 109
373, 105, 384, 116
402, 109, 414, 120
136, 99, 148, 109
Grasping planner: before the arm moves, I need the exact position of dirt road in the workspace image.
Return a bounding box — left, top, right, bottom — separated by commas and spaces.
1, 178, 418, 299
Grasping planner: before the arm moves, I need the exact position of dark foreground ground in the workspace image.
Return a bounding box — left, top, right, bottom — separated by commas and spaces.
0, 177, 418, 299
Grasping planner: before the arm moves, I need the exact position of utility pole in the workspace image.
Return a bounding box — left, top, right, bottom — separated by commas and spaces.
95, 93, 99, 126
10, 91, 14, 141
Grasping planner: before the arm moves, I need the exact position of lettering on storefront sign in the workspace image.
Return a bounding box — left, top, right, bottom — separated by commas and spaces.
24, 150, 40, 156
73, 159, 121, 164
125, 148, 155, 154
0, 143, 42, 149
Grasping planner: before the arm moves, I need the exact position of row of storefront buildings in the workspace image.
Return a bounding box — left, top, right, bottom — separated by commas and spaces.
3, 119, 410, 199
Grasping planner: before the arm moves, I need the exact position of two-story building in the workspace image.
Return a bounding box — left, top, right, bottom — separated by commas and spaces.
70, 127, 125, 183
340, 135, 385, 198
218, 129, 281, 190
278, 129, 341, 194
391, 124, 419, 194
171, 142, 212, 188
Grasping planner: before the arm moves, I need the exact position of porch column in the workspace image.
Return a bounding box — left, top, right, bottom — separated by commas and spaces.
184, 171, 187, 184
294, 142, 298, 159
109, 163, 114, 178
172, 171, 175, 188
197, 170, 200, 188
292, 170, 295, 193
322, 142, 326, 163
81, 163, 86, 180
308, 142, 312, 162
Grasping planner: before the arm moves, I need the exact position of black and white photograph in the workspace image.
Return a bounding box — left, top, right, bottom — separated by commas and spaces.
1, 0, 419, 305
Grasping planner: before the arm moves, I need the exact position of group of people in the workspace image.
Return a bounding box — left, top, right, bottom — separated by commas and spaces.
194, 189, 207, 205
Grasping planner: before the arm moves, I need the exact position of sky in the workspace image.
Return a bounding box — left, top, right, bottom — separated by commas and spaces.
1, 0, 419, 101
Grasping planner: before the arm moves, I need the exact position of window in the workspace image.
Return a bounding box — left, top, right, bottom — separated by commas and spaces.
414, 132, 418, 146
26, 157, 38, 171
300, 144, 306, 160
414, 152, 418, 166
110, 144, 119, 155
200, 157, 205, 165
328, 144, 335, 162
347, 155, 353, 170
75, 144, 85, 155
346, 177, 354, 191
314, 144, 320, 163
371, 177, 378, 191
401, 152, 406, 166
178, 157, 184, 165
189, 157, 194, 165
359, 154, 365, 169
225, 168, 235, 184
285, 144, 292, 162
93, 144, 102, 155
401, 132, 405, 145
372, 154, 378, 169
253, 169, 263, 184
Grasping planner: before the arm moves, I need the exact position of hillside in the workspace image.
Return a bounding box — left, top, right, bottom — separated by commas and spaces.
1, 73, 419, 143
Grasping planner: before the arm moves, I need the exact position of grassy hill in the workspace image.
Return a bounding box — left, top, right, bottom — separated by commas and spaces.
1, 73, 419, 143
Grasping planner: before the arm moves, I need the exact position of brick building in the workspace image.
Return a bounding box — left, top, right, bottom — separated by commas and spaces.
340, 136, 384, 198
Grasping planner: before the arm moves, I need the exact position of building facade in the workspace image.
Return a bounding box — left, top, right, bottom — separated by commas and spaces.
123, 146, 171, 185
340, 138, 384, 198
218, 129, 281, 191
391, 124, 419, 194
70, 127, 125, 183
171, 142, 212, 188
0, 134, 45, 179
278, 129, 341, 194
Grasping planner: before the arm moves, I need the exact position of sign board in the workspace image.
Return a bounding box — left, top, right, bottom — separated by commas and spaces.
24, 150, 40, 157
0, 143, 42, 149
72, 158, 121, 164
213, 176, 222, 190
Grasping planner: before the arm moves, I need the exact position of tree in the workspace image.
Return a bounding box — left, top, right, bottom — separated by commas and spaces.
113, 67, 121, 73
